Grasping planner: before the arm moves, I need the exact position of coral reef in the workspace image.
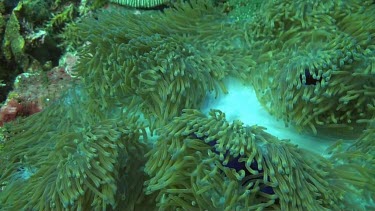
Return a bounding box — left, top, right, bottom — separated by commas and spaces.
2, 6, 25, 64
0, 0, 103, 104
0, 98, 41, 126
0, 52, 78, 126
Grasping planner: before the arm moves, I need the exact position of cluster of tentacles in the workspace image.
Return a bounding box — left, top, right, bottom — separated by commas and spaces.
0, 0, 374, 210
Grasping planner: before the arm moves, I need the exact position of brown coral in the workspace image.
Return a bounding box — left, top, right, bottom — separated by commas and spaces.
0, 98, 41, 126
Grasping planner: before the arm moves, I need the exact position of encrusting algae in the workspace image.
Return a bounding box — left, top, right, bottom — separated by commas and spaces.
0, 0, 374, 210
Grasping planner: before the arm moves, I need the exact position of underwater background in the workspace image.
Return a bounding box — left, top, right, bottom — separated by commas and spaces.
0, 0, 374, 210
